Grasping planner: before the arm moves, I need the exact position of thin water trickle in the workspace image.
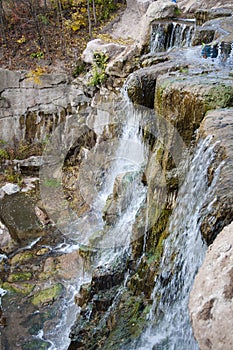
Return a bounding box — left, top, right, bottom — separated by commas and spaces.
134, 136, 222, 350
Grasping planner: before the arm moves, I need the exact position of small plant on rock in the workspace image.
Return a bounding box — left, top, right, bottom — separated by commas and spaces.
89, 51, 109, 87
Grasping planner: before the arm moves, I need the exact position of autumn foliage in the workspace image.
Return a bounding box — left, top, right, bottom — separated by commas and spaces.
0, 0, 125, 72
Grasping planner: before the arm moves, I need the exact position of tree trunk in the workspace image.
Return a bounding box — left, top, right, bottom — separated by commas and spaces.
87, 0, 92, 39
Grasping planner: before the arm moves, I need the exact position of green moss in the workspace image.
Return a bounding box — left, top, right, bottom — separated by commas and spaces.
102, 292, 151, 350
22, 339, 50, 350
2, 282, 34, 294
11, 252, 34, 265
146, 209, 171, 254
205, 84, 233, 110
8, 272, 32, 282
31, 283, 63, 306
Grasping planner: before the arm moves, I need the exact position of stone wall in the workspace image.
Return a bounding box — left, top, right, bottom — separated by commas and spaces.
0, 69, 89, 144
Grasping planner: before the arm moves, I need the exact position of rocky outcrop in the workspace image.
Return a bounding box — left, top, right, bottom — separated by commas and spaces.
154, 71, 233, 144
82, 0, 178, 78
126, 61, 180, 109
178, 0, 233, 13
198, 109, 233, 244
189, 221, 233, 350
0, 69, 91, 144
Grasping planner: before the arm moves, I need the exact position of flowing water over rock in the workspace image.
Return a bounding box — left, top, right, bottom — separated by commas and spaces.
150, 20, 195, 53
133, 137, 222, 350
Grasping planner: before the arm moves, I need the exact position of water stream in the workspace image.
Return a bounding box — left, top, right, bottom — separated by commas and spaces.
38, 99, 151, 348
134, 137, 222, 350
150, 20, 195, 53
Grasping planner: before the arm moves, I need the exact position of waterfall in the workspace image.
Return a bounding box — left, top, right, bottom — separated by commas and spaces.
201, 41, 233, 66
134, 136, 222, 350
38, 99, 151, 348
150, 21, 195, 53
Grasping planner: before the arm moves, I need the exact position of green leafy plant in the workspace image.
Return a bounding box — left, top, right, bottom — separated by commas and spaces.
174, 7, 182, 16
0, 148, 9, 161
30, 52, 45, 59
89, 51, 109, 87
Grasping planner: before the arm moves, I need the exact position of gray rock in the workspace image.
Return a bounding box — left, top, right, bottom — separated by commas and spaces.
198, 108, 233, 244
1, 183, 20, 195
82, 39, 126, 64
0, 69, 20, 93
126, 62, 179, 108
178, 0, 233, 13
189, 221, 233, 350
146, 0, 177, 21
0, 220, 12, 248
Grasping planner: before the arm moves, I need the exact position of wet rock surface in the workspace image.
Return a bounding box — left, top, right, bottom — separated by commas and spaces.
198, 109, 233, 244
189, 222, 233, 350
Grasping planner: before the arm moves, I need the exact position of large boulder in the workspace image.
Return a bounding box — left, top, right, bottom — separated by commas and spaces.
82, 39, 126, 64
126, 61, 179, 108
189, 221, 233, 350
145, 0, 177, 21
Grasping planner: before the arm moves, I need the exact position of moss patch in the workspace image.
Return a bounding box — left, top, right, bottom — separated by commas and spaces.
31, 283, 64, 306
2, 282, 35, 294
22, 339, 50, 350
102, 292, 151, 350
8, 272, 32, 283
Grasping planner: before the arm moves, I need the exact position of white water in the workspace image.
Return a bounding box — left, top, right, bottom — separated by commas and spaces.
150, 21, 195, 53
40, 99, 150, 349
134, 136, 222, 350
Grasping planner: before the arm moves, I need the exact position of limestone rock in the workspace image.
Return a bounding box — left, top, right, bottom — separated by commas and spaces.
108, 0, 154, 42
146, 0, 177, 21
103, 172, 138, 224
126, 62, 179, 108
82, 39, 126, 64
1, 183, 20, 195
0, 68, 78, 145
0, 192, 43, 243
0, 220, 17, 253
189, 221, 233, 350
154, 71, 233, 144
195, 7, 233, 26
178, 0, 233, 13
192, 26, 216, 46
0, 69, 20, 93
198, 109, 233, 244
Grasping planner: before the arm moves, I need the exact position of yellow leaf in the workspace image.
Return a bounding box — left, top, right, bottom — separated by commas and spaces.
17, 35, 26, 44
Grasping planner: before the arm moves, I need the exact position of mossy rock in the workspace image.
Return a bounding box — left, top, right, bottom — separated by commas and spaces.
2, 281, 35, 294
10, 251, 34, 265
22, 338, 50, 350
31, 283, 64, 306
101, 292, 151, 350
8, 272, 32, 282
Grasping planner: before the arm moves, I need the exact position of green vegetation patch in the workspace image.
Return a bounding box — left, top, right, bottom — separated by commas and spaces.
8, 272, 32, 283
22, 338, 50, 350
31, 283, 64, 306
102, 292, 151, 349
2, 282, 35, 294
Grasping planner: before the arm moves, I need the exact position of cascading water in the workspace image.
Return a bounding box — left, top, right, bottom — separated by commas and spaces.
150, 21, 195, 53
201, 41, 233, 66
37, 98, 151, 348
133, 136, 222, 350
